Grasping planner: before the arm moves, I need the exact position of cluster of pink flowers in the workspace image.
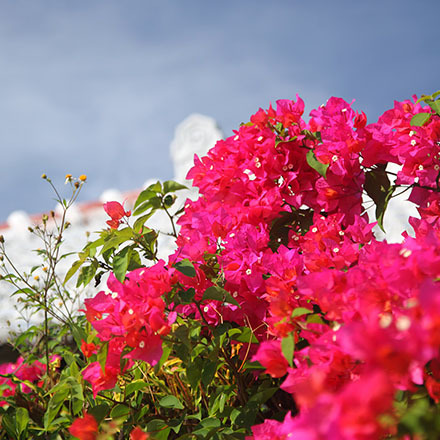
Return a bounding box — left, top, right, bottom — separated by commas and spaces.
0, 356, 58, 407
79, 94, 440, 437
81, 261, 174, 396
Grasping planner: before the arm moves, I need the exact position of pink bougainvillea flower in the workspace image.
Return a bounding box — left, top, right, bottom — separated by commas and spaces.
103, 201, 131, 229
82, 362, 119, 398
69, 412, 99, 440
252, 340, 289, 378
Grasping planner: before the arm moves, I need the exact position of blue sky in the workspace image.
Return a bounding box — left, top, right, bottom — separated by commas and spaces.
0, 0, 439, 221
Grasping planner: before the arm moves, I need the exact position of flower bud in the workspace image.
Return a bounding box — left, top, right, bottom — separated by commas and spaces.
0, 235, 4, 243
79, 174, 87, 182
41, 173, 47, 179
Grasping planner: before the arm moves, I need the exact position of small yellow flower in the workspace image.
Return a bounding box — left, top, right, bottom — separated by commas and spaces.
34, 275, 40, 281
41, 173, 47, 179
65, 174, 72, 180
79, 174, 87, 182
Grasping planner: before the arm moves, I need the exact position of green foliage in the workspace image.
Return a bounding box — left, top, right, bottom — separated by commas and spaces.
364, 164, 395, 232
306, 149, 329, 178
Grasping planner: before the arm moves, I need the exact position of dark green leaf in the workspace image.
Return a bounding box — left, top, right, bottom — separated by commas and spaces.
0, 413, 16, 438
203, 286, 240, 307
247, 387, 278, 405
125, 380, 148, 396
364, 165, 395, 232
88, 403, 110, 424
146, 419, 170, 440
410, 112, 431, 127
179, 287, 196, 304
159, 395, 184, 410
306, 149, 329, 178
127, 250, 142, 271
201, 360, 217, 387
186, 358, 203, 388
174, 259, 196, 278
71, 323, 88, 348
110, 404, 130, 419
376, 186, 395, 232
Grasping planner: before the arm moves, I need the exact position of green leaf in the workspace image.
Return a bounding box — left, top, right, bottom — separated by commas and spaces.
364, 165, 395, 232
201, 360, 217, 387
134, 181, 162, 209
306, 149, 329, 178
427, 100, 440, 116
186, 357, 203, 388
0, 413, 16, 438
16, 407, 29, 436
410, 112, 431, 127
100, 227, 133, 254
110, 404, 130, 420
174, 259, 196, 278
159, 395, 184, 410
63, 259, 84, 285
84, 236, 106, 251
228, 327, 258, 344
97, 341, 109, 372
67, 378, 84, 416
125, 380, 148, 396
179, 287, 196, 304
44, 387, 70, 429
113, 246, 131, 282
291, 307, 313, 318
203, 286, 240, 307
133, 213, 155, 233
281, 333, 295, 367
163, 180, 188, 194
76, 260, 98, 288
146, 419, 171, 440
88, 403, 110, 424
133, 197, 162, 216
71, 323, 88, 348
306, 314, 326, 325
376, 186, 395, 232
127, 250, 142, 271
247, 387, 278, 405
